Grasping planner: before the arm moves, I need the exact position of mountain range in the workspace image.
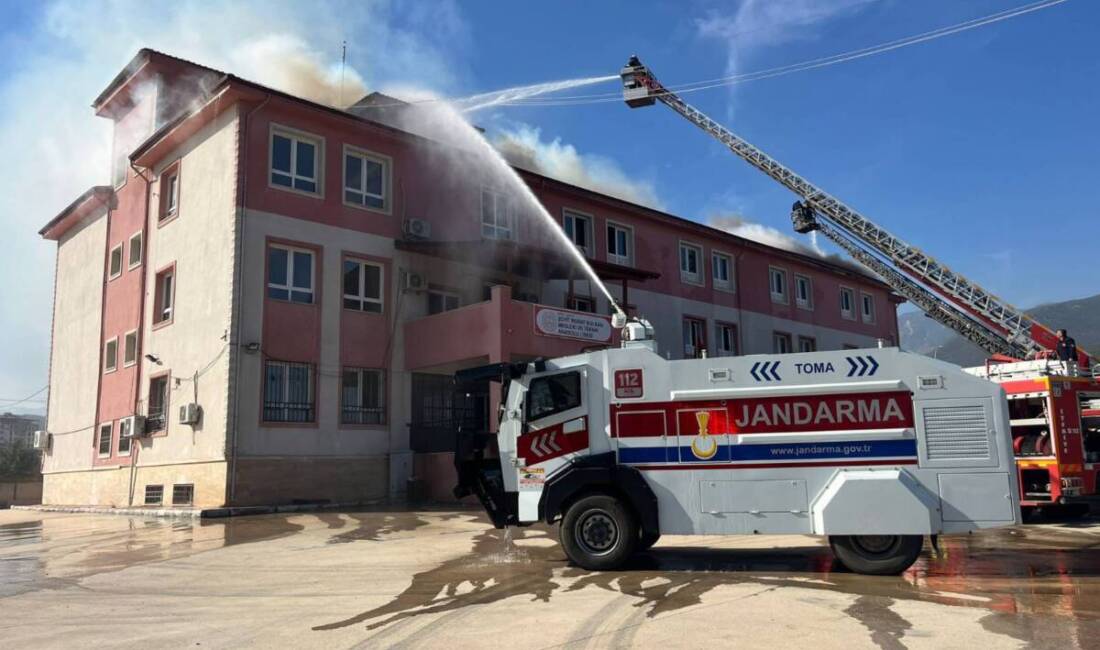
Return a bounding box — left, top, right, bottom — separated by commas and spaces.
899, 293, 1100, 366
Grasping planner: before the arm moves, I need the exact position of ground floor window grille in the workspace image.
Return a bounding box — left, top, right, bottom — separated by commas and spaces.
172, 484, 194, 506
264, 360, 315, 423
341, 368, 385, 425
144, 484, 164, 505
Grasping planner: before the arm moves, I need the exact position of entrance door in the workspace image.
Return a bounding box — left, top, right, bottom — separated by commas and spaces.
410, 373, 488, 453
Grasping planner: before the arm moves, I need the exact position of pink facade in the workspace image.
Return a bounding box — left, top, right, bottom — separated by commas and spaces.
40, 50, 903, 507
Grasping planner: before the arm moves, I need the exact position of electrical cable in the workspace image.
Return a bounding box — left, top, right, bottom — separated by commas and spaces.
356, 0, 1066, 111
490, 0, 1069, 107
0, 385, 48, 409
46, 341, 231, 437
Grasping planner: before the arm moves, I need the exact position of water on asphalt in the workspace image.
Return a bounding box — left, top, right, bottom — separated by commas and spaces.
2, 509, 1098, 647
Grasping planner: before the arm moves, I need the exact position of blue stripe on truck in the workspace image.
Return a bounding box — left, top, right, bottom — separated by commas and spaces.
617, 439, 917, 464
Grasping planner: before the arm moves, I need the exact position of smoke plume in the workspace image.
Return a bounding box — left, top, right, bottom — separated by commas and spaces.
493, 124, 664, 210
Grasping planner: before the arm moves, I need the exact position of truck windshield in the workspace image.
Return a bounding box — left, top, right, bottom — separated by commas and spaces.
526, 372, 582, 421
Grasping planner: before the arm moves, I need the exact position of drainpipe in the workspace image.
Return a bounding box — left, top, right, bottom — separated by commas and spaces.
228, 93, 271, 505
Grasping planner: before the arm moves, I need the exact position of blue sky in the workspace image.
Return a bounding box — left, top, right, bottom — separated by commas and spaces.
0, 0, 1096, 405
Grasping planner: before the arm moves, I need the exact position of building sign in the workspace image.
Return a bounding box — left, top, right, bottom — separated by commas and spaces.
535, 307, 612, 343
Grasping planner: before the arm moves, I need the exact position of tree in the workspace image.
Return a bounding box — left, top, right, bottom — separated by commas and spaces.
0, 442, 40, 479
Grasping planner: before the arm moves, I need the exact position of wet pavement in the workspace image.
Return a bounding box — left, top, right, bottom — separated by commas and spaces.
1, 508, 1098, 649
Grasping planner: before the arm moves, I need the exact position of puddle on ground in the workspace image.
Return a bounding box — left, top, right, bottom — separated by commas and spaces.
315, 520, 1100, 648
0, 512, 304, 597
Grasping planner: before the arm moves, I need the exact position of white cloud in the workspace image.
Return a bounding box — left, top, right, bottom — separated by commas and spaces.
492, 123, 664, 210
0, 0, 469, 401
696, 0, 875, 96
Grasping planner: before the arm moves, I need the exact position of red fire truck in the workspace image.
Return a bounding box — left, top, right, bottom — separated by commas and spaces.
966, 360, 1100, 516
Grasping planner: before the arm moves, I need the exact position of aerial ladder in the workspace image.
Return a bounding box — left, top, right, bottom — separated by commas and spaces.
620, 56, 1092, 368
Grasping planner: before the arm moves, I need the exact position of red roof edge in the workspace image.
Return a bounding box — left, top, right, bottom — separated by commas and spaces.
39, 186, 115, 240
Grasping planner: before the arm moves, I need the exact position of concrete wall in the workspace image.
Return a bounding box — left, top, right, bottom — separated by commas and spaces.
0, 479, 43, 507
232, 456, 388, 506
41, 461, 225, 508
43, 211, 107, 474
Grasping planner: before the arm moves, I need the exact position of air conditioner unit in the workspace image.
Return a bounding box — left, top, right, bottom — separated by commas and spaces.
404, 271, 425, 292
120, 415, 147, 439
178, 403, 202, 425
32, 430, 50, 451
402, 218, 431, 240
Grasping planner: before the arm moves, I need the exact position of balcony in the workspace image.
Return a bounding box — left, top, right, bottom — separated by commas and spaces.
404, 285, 622, 371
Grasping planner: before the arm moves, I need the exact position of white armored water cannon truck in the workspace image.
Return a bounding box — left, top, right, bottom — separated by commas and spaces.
454, 319, 1021, 575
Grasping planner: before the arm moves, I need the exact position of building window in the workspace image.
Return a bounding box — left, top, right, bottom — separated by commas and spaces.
344, 147, 389, 211
795, 275, 813, 309
607, 222, 632, 266
123, 330, 139, 367
148, 375, 169, 432
715, 323, 738, 357
343, 259, 383, 313
798, 336, 817, 353
683, 317, 706, 359
840, 287, 855, 320
108, 244, 123, 280
567, 296, 596, 313
481, 188, 513, 240
118, 417, 133, 456
679, 243, 702, 285
154, 267, 175, 325
341, 368, 385, 425
144, 484, 164, 506
563, 210, 592, 255
773, 332, 792, 354
104, 338, 118, 373
769, 267, 788, 304
270, 128, 320, 194
861, 293, 876, 324
160, 166, 180, 221
712, 252, 733, 291
172, 484, 194, 506
97, 423, 112, 457
128, 232, 143, 269
427, 289, 460, 315
263, 360, 315, 423
268, 245, 314, 304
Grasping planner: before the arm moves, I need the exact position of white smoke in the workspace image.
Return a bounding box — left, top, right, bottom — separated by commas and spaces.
492, 124, 664, 210
708, 213, 867, 273
0, 0, 469, 401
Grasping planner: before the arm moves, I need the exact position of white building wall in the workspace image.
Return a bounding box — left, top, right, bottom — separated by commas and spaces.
137, 106, 240, 467
43, 211, 107, 473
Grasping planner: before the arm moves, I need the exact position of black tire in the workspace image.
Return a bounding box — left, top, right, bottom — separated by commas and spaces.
638, 530, 661, 551
560, 494, 638, 570
829, 535, 924, 575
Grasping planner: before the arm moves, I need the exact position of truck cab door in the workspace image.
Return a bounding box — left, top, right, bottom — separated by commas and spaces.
514, 369, 590, 521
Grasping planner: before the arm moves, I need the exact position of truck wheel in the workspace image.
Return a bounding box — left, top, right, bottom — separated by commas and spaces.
829, 535, 924, 575
560, 494, 638, 570
638, 530, 661, 551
